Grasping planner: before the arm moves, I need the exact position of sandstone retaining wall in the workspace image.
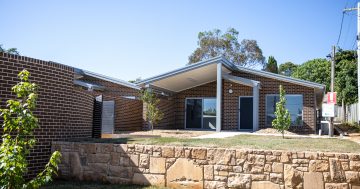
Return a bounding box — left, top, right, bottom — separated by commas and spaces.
53, 141, 360, 189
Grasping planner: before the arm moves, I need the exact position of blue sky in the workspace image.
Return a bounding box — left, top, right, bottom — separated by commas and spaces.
0, 0, 357, 81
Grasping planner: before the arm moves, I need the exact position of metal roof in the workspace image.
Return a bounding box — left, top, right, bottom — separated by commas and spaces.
137, 56, 326, 91
75, 68, 140, 90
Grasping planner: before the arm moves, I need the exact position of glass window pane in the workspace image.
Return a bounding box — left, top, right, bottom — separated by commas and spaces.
266, 95, 303, 126
203, 99, 216, 130
186, 99, 202, 128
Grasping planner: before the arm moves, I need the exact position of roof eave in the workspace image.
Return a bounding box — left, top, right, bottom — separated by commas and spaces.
75, 69, 140, 90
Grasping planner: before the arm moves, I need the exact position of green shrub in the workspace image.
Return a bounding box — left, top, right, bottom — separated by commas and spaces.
272, 85, 291, 139
0, 70, 61, 189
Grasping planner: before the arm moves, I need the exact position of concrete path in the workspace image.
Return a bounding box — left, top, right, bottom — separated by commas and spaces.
193, 131, 245, 139
193, 131, 345, 139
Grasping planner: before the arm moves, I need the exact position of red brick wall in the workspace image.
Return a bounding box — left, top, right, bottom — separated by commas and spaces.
80, 76, 142, 132
0, 52, 94, 177
173, 81, 217, 129
230, 71, 316, 133
157, 70, 316, 133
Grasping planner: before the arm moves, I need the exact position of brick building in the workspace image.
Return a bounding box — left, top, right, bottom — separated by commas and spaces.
0, 52, 141, 177
137, 56, 325, 134
0, 53, 325, 177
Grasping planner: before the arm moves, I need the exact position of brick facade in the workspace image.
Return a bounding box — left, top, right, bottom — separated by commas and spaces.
0, 52, 94, 177
0, 52, 142, 177
80, 76, 142, 131
155, 70, 317, 133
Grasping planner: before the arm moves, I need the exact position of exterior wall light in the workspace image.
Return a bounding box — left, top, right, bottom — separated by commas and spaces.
228, 84, 233, 94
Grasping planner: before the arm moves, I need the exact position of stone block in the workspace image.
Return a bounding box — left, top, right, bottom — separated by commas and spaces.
174, 147, 184, 158
119, 156, 130, 166
135, 145, 144, 153
149, 157, 165, 174
325, 183, 349, 189
292, 158, 309, 164
204, 165, 214, 180
284, 164, 303, 189
266, 155, 278, 162
132, 173, 165, 186
270, 173, 283, 184
97, 143, 113, 154
191, 148, 207, 159
329, 158, 346, 182
166, 158, 203, 189
113, 144, 127, 153
251, 181, 281, 189
305, 152, 318, 159
280, 152, 290, 163
345, 171, 360, 184
272, 162, 283, 173
109, 165, 132, 178
309, 160, 329, 172
227, 173, 251, 189
162, 146, 174, 158
252, 174, 267, 181
84, 143, 97, 154
235, 149, 248, 159
69, 152, 83, 180
264, 163, 272, 172
304, 172, 323, 189
139, 154, 149, 168
88, 154, 110, 163
233, 165, 243, 173
110, 152, 120, 165
204, 181, 226, 189
130, 154, 139, 166
342, 162, 350, 171
350, 161, 360, 171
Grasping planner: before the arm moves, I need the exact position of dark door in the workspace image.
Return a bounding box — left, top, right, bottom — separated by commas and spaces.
92, 95, 103, 138
239, 97, 253, 130
186, 99, 202, 129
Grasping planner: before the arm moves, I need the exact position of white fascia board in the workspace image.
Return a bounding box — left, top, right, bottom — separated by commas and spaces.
235, 66, 326, 90
80, 69, 140, 90
222, 73, 260, 88
136, 56, 232, 86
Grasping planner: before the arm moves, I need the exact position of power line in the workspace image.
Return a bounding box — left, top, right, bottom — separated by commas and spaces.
337, 12, 346, 46
336, 0, 351, 47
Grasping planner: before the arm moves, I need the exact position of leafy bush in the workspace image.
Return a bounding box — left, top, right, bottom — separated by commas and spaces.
337, 122, 360, 133
272, 85, 291, 138
0, 70, 61, 189
140, 89, 164, 131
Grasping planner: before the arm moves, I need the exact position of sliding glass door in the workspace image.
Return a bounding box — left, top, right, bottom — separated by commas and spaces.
185, 98, 216, 130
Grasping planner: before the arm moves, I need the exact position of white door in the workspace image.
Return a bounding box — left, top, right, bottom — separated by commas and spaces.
101, 101, 115, 134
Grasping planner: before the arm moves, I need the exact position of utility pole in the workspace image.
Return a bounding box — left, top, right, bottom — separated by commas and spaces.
329, 45, 336, 137
344, 2, 360, 124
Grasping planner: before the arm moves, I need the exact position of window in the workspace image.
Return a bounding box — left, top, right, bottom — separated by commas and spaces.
266, 95, 303, 126
185, 98, 216, 130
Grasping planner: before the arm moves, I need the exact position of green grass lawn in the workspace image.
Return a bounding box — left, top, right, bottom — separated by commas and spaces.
71, 134, 360, 153
42, 181, 167, 189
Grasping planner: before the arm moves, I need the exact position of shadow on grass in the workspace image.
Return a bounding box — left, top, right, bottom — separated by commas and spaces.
42, 180, 167, 189
66, 137, 140, 144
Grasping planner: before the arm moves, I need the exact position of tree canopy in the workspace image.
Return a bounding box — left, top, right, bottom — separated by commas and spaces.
0, 44, 20, 55
264, 56, 278, 73
291, 50, 358, 106
291, 58, 331, 91
188, 28, 265, 67
334, 50, 358, 105
279, 62, 298, 76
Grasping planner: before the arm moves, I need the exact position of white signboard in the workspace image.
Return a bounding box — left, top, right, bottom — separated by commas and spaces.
322, 103, 335, 117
